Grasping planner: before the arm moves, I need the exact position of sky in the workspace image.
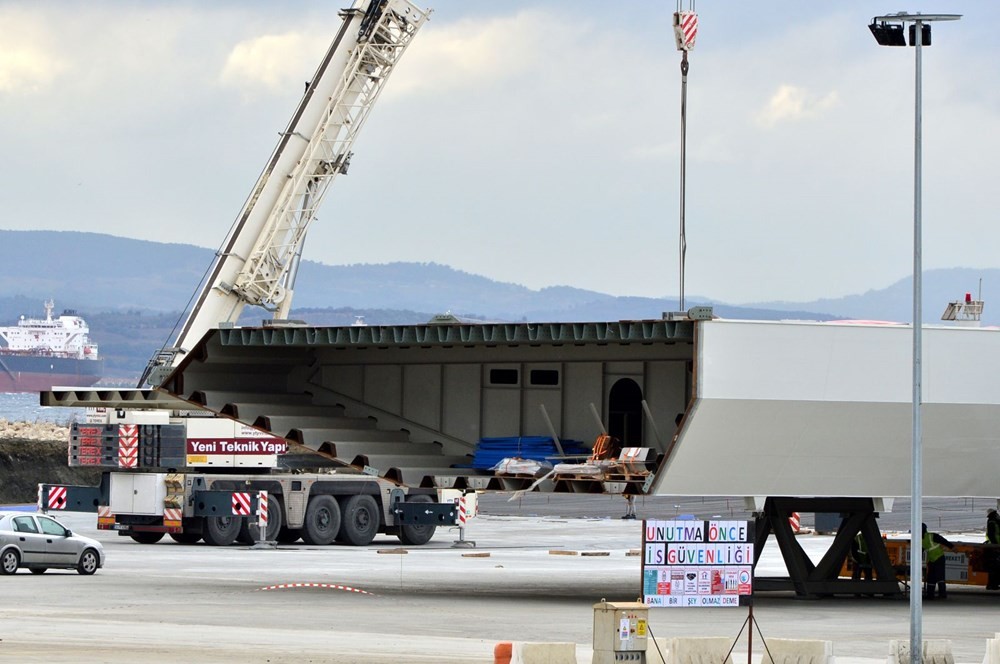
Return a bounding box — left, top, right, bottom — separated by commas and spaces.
1, 1, 998, 306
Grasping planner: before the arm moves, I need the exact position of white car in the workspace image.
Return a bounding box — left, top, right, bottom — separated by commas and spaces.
0, 512, 105, 575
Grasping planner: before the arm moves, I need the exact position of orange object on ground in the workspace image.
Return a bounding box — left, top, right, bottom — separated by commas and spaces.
494, 641, 512, 664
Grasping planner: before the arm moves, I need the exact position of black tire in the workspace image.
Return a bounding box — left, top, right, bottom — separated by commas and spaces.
302, 495, 341, 545
397, 494, 438, 546
29, 567, 48, 575
276, 527, 301, 544
77, 548, 100, 575
236, 519, 256, 545
169, 532, 202, 545
0, 549, 21, 574
237, 494, 285, 544
129, 532, 165, 544
202, 515, 241, 546
0, 549, 18, 575
337, 494, 380, 546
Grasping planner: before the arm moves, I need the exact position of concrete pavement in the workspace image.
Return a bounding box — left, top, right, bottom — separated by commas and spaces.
0, 510, 997, 663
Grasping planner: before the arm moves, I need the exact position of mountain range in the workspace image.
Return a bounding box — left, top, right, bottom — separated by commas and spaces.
1, 230, 995, 380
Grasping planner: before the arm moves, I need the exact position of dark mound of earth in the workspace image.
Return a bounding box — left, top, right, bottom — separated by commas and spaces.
0, 438, 101, 504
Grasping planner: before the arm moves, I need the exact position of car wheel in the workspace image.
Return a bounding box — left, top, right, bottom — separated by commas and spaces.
129, 532, 165, 544
337, 494, 380, 546
397, 494, 438, 546
202, 515, 241, 546
301, 495, 341, 545
0, 549, 19, 575
77, 549, 99, 575
29, 567, 48, 575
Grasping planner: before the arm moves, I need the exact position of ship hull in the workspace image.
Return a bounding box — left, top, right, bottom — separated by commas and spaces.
0, 355, 103, 392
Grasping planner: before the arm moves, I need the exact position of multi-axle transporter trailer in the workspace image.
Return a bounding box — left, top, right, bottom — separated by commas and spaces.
42, 466, 456, 547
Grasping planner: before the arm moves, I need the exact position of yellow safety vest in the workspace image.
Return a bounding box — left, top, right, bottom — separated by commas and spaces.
923, 532, 944, 563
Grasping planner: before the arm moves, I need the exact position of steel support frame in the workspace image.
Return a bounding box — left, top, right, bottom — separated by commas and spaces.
753, 497, 901, 597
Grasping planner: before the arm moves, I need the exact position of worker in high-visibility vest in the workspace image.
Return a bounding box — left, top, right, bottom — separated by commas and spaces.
986, 508, 1000, 590
850, 532, 873, 582
922, 523, 955, 600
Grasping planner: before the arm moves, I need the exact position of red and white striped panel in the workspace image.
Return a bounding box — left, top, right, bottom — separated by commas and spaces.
458, 496, 468, 527
257, 490, 269, 529
232, 492, 251, 516
789, 512, 801, 533
118, 424, 138, 469
97, 506, 113, 519
674, 11, 698, 51
163, 508, 182, 522
47, 486, 67, 510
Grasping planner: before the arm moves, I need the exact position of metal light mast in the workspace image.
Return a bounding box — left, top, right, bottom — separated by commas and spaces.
673, 3, 697, 312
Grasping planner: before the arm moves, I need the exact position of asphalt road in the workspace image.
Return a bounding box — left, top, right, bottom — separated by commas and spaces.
1, 510, 999, 663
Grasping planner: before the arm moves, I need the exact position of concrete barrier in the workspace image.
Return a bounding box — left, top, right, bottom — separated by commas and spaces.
759, 638, 832, 664
646, 636, 735, 664
888, 639, 954, 664
982, 633, 1000, 664
510, 641, 577, 664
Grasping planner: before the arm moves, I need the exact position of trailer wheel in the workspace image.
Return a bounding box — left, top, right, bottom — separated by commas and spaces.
397, 494, 437, 546
302, 495, 341, 545
169, 532, 202, 545
129, 532, 165, 544
337, 494, 380, 546
202, 515, 241, 546
276, 526, 301, 544
236, 494, 285, 543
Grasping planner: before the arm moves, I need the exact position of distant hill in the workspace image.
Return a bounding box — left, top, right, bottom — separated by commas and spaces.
747, 267, 1000, 325
0, 230, 992, 381
0, 230, 837, 323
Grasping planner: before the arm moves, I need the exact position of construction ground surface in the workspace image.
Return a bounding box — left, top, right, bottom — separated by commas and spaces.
1, 495, 998, 663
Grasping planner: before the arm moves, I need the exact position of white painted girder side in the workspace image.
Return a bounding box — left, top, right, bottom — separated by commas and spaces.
654, 320, 1000, 497
698, 320, 1000, 405
654, 399, 1000, 497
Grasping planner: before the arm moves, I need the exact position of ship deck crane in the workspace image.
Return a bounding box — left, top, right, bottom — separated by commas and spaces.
141, 0, 430, 387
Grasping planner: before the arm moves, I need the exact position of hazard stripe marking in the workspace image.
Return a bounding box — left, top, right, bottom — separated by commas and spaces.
257, 583, 374, 595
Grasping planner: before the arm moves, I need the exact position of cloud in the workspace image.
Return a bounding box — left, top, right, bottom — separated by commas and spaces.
386, 10, 585, 99
755, 84, 839, 128
221, 32, 320, 94
0, 9, 65, 94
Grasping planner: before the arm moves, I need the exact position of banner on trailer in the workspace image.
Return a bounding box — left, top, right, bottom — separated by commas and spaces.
641, 519, 754, 608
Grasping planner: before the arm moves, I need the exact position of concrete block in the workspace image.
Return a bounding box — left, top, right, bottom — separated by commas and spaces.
510, 641, 576, 664
646, 637, 735, 664
984, 633, 1000, 664
760, 638, 832, 664
888, 639, 954, 664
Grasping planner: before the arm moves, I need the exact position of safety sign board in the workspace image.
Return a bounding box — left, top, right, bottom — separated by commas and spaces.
641, 519, 754, 608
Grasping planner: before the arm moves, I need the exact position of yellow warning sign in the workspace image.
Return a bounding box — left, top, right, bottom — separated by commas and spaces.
636, 620, 647, 637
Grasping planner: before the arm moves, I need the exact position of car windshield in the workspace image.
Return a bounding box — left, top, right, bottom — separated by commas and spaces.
37, 516, 68, 537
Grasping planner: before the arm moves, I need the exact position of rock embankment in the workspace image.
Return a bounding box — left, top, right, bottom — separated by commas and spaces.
0, 420, 101, 504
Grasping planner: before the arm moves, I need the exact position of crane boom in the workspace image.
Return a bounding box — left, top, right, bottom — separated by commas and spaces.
142, 0, 430, 386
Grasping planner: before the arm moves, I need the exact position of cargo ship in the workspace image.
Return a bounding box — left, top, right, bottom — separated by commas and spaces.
0, 300, 103, 392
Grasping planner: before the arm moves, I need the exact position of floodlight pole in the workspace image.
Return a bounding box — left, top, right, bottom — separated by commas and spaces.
870, 12, 960, 664
911, 22, 924, 662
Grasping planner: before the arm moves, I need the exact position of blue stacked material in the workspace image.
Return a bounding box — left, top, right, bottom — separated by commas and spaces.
469, 436, 590, 470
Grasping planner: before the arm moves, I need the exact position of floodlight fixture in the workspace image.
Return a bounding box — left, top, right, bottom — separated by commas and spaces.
869, 20, 906, 46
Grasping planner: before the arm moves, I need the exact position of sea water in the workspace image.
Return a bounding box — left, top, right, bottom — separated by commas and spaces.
0, 392, 85, 424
